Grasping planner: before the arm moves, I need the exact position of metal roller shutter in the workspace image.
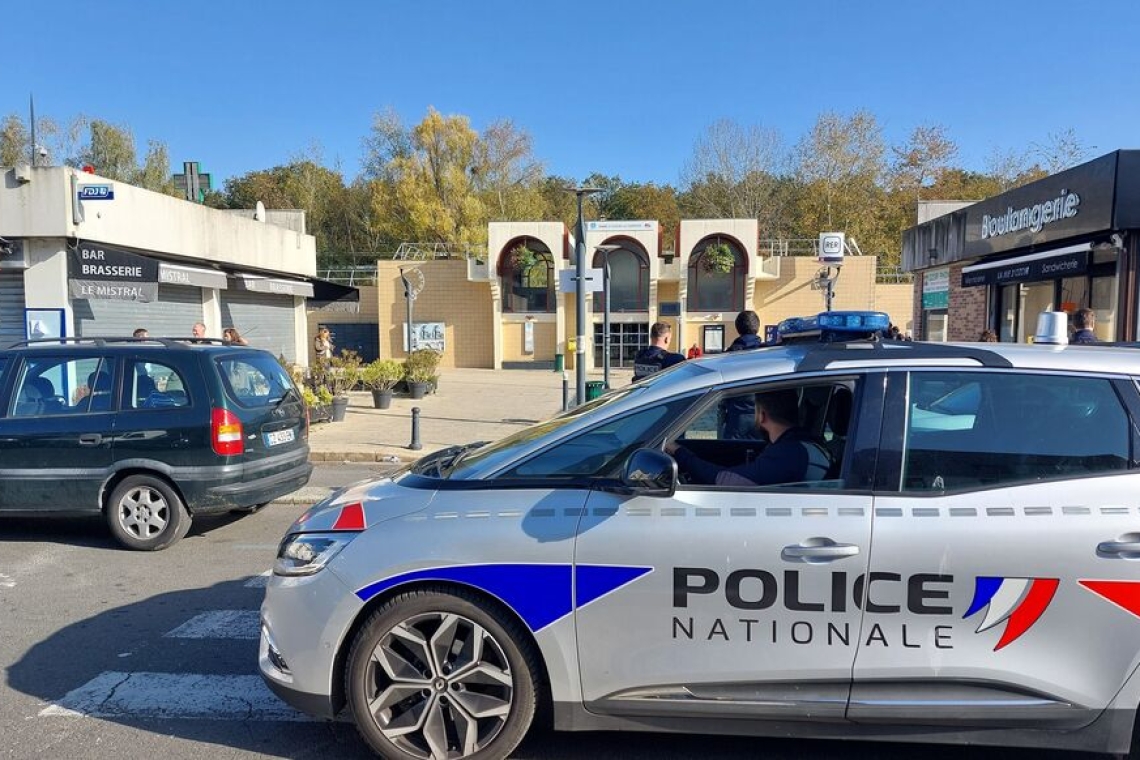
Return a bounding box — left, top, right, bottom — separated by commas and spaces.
74, 284, 204, 339
221, 291, 297, 361
0, 272, 26, 347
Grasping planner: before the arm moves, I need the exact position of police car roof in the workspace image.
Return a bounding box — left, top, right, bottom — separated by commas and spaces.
679, 339, 1140, 387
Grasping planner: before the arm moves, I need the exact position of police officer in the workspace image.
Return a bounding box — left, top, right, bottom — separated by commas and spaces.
723, 310, 765, 438
632, 322, 686, 381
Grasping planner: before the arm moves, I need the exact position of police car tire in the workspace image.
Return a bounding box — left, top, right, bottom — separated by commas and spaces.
105, 474, 191, 551
346, 586, 540, 760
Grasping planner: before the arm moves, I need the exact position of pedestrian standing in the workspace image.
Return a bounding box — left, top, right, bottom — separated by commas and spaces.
133, 328, 149, 339
727, 310, 764, 352
191, 322, 207, 339
687, 343, 703, 359
313, 326, 334, 360
632, 322, 685, 381
222, 327, 249, 346
1071, 308, 1099, 344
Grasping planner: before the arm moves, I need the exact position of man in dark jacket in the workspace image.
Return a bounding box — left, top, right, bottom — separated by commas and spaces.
722, 310, 765, 437
632, 322, 686, 381
1071, 308, 1099, 344
668, 389, 830, 486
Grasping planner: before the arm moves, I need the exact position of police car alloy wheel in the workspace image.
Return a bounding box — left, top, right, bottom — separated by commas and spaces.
346, 587, 539, 760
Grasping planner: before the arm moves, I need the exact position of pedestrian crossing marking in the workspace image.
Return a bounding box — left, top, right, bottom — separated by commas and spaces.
165, 610, 260, 640
39, 672, 316, 722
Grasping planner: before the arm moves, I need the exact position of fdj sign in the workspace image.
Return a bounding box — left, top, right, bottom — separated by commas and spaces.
78, 184, 114, 200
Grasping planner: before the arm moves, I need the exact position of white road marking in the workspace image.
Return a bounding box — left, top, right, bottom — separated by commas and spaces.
0, 573, 14, 588
164, 610, 260, 640
39, 672, 316, 722
243, 571, 271, 588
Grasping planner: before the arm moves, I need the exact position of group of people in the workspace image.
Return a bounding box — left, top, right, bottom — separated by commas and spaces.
632, 310, 765, 381
976, 308, 1100, 343
128, 324, 249, 345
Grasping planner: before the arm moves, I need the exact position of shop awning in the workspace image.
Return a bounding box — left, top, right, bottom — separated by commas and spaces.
232, 274, 315, 298
961, 243, 1091, 288
159, 262, 229, 289
306, 277, 360, 313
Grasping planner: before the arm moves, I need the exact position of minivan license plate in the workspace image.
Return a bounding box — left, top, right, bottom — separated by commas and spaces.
265, 428, 295, 447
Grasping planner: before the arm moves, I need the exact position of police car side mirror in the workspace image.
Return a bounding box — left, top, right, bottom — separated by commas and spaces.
621, 448, 677, 497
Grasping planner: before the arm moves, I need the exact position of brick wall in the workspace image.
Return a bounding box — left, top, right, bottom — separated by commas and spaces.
947, 262, 987, 341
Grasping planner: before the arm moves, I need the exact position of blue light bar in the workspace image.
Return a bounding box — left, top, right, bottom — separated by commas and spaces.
777, 310, 890, 341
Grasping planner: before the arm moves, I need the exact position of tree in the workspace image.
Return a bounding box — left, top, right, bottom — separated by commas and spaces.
76, 119, 138, 181
791, 111, 892, 263
891, 124, 958, 205
679, 119, 787, 236
1032, 127, 1094, 175
136, 140, 177, 194
0, 115, 29, 166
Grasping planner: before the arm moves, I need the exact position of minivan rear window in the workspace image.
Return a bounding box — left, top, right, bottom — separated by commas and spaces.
216, 353, 297, 408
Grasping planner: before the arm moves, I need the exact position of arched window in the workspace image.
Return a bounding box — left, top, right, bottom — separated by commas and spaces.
592, 246, 649, 312
687, 240, 746, 312
500, 241, 555, 313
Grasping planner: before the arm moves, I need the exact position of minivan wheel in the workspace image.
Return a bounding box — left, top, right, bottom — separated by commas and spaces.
346, 588, 538, 760
105, 475, 191, 551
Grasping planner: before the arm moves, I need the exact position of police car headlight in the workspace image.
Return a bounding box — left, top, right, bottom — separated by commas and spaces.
274, 532, 357, 576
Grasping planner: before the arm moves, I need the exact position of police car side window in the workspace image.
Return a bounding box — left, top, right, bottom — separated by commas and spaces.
503, 399, 692, 479
902, 372, 1130, 491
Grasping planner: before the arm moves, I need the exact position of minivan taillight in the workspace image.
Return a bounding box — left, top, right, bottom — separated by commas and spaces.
212, 407, 244, 456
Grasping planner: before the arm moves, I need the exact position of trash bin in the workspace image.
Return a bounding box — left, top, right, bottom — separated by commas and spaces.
553, 353, 564, 373
585, 380, 605, 401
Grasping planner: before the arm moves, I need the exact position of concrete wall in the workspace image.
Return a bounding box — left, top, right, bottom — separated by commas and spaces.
1, 166, 316, 276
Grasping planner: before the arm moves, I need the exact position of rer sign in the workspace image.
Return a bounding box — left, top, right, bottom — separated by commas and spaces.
818, 232, 845, 265
78, 184, 115, 200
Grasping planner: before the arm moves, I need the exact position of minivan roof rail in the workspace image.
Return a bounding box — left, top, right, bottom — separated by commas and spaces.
6, 337, 231, 349
794, 339, 1014, 372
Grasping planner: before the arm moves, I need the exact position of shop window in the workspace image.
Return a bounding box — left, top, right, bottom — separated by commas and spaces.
500, 245, 555, 314
686, 241, 745, 312
593, 247, 649, 312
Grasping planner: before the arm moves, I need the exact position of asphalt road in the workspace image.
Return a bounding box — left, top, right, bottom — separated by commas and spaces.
0, 464, 1108, 760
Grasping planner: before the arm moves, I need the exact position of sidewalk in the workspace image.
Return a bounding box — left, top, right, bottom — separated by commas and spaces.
305, 366, 634, 464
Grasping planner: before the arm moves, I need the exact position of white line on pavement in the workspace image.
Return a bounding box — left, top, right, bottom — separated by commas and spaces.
0, 573, 14, 588
243, 571, 271, 588
39, 671, 316, 722
164, 610, 260, 640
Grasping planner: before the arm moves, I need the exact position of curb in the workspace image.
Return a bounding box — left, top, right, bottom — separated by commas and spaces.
308, 451, 420, 463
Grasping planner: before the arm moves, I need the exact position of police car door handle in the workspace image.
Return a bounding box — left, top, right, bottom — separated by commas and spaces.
1096, 540, 1140, 557
782, 539, 860, 562
78, 434, 103, 446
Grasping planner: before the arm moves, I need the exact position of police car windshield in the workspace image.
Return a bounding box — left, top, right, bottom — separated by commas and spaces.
442, 387, 635, 478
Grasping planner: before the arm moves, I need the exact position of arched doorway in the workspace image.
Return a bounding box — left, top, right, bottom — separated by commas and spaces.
687, 237, 746, 312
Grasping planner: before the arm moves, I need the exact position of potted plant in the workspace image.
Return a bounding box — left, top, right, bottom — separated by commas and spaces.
325, 350, 362, 422
302, 385, 335, 423
404, 349, 442, 400
508, 244, 539, 270
701, 241, 735, 274
360, 358, 403, 409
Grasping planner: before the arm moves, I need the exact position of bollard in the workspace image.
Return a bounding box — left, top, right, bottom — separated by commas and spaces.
408, 406, 422, 450
561, 371, 569, 411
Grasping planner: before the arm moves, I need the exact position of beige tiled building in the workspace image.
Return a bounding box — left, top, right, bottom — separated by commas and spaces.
312, 219, 914, 369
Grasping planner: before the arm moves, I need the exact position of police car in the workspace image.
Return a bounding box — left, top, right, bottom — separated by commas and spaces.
261, 310, 1140, 759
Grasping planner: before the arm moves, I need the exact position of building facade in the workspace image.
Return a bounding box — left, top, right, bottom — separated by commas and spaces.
903, 151, 1140, 342
314, 219, 914, 369
0, 165, 351, 362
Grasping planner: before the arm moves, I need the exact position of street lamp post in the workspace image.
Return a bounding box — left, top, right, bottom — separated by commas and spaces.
568, 186, 602, 404
595, 244, 621, 389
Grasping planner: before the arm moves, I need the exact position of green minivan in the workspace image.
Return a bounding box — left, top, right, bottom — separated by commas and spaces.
0, 337, 312, 550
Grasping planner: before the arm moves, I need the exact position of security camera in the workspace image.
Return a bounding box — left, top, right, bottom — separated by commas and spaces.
1111, 233, 1124, 249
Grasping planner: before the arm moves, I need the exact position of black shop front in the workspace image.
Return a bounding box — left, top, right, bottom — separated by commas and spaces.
903, 150, 1140, 342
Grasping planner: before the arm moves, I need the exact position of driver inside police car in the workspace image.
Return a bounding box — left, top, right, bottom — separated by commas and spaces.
665, 389, 830, 486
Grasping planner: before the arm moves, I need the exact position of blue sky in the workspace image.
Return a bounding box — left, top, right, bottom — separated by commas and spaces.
5, 0, 1139, 188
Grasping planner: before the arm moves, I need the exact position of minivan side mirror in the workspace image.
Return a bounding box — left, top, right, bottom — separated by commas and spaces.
621, 448, 677, 497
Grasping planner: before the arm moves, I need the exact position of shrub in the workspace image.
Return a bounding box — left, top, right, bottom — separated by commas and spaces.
325, 350, 363, 397
360, 359, 403, 392
404, 349, 442, 385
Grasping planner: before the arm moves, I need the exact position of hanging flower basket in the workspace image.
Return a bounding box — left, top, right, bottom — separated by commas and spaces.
509, 244, 540, 270
701, 242, 735, 274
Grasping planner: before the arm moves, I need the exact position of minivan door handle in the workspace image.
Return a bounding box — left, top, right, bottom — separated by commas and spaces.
78, 434, 103, 446
782, 538, 860, 563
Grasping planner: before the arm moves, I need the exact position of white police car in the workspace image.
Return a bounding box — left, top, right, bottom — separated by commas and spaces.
261, 311, 1140, 759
